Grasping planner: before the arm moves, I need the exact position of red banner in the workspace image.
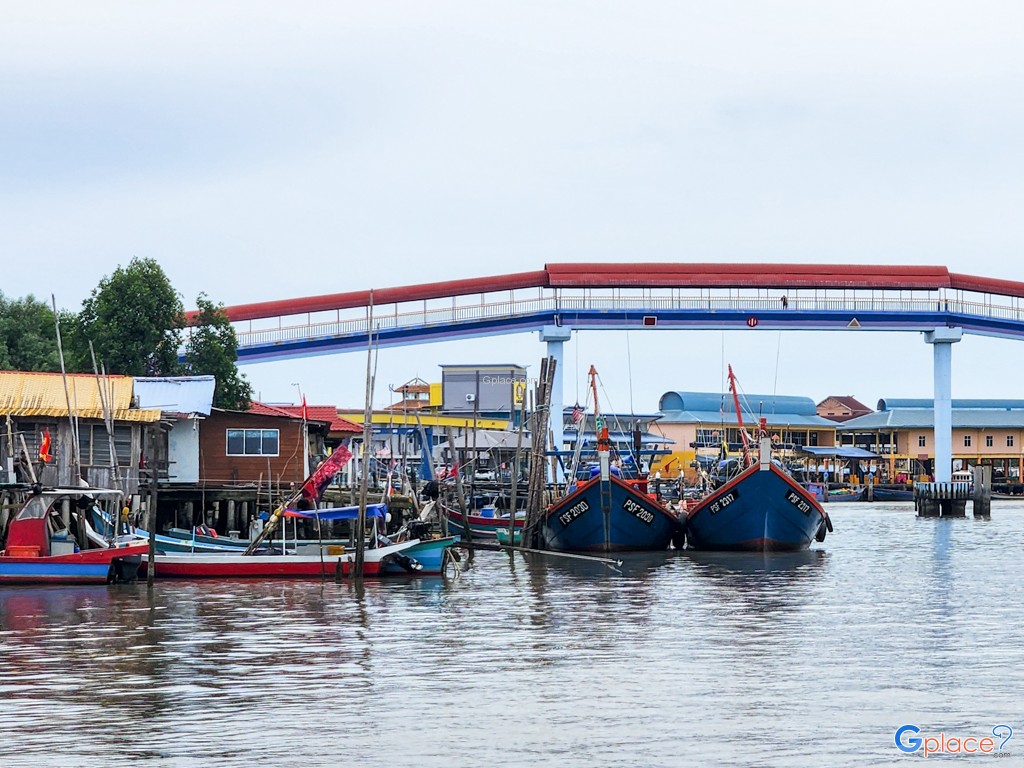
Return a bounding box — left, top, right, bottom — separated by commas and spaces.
300, 444, 352, 503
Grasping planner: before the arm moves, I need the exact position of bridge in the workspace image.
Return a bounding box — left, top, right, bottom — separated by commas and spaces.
198, 263, 1024, 483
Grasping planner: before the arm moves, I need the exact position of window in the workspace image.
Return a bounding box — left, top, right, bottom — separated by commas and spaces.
226, 429, 279, 456
986, 435, 994, 447
1008, 435, 1015, 448
79, 424, 132, 466
964, 435, 972, 447
918, 435, 926, 447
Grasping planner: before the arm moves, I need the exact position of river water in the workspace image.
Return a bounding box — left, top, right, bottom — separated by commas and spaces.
1, 502, 1022, 767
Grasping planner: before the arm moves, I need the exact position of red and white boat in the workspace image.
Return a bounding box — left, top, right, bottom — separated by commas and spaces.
149, 539, 428, 579
0, 488, 148, 585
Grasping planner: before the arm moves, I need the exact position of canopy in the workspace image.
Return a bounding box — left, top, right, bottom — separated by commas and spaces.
799, 446, 879, 459
283, 503, 387, 520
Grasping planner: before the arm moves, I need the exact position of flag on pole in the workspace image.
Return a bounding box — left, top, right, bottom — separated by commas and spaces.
300, 444, 352, 504
300, 395, 309, 422
38, 428, 52, 463
570, 404, 584, 424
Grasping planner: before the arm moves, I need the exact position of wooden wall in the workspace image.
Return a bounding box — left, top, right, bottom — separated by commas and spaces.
200, 411, 306, 487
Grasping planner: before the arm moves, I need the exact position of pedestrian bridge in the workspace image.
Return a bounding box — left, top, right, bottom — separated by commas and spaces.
206, 263, 1024, 362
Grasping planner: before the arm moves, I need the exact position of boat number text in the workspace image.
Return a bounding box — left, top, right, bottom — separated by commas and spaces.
558, 500, 590, 527
622, 499, 655, 525
709, 491, 738, 515
785, 490, 812, 515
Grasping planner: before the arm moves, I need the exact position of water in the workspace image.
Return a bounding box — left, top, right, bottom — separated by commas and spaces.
2, 503, 1023, 767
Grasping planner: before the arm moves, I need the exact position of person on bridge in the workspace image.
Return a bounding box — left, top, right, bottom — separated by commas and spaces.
780, 295, 789, 309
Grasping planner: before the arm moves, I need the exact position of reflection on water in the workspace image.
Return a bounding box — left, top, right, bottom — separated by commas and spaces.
2, 503, 1024, 767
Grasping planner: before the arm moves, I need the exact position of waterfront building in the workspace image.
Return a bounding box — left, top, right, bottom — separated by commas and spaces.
652, 391, 837, 481
816, 395, 873, 423
837, 399, 1024, 487
0, 370, 160, 493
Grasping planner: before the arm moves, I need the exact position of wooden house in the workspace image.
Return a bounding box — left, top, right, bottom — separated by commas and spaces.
0, 370, 161, 494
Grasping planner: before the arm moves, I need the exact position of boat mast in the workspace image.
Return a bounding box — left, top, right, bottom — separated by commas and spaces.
589, 366, 609, 454
727, 365, 753, 469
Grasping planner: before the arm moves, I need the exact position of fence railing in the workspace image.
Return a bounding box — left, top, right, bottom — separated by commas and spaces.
235, 295, 1024, 351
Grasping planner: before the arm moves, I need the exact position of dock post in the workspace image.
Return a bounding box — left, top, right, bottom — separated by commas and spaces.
973, 466, 992, 518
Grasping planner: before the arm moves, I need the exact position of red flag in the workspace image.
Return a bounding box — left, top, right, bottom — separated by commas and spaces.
301, 395, 309, 422
38, 428, 52, 463
571, 404, 584, 424
300, 444, 352, 504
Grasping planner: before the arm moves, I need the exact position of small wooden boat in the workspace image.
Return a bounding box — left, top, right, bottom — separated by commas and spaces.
149, 538, 452, 579
0, 488, 148, 585
495, 527, 522, 546
868, 486, 915, 502
444, 505, 526, 540
828, 487, 866, 502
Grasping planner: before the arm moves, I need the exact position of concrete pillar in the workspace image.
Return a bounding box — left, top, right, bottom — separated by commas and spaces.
539, 325, 572, 482
184, 501, 194, 529
924, 327, 962, 483
227, 499, 236, 532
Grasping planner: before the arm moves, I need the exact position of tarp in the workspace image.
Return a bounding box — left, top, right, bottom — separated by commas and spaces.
799, 446, 879, 459
283, 503, 387, 520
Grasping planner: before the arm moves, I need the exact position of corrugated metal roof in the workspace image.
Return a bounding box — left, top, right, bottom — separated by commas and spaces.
0, 371, 161, 422
840, 409, 1024, 430
801, 446, 879, 458
878, 398, 1024, 411
659, 391, 819, 417
134, 376, 215, 416
658, 409, 836, 429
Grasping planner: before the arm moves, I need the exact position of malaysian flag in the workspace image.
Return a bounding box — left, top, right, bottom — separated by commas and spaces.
570, 404, 584, 424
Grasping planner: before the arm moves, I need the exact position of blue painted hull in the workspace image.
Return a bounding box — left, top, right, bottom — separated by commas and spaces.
869, 487, 915, 502
542, 475, 680, 552
0, 561, 113, 583
686, 464, 827, 552
378, 536, 459, 575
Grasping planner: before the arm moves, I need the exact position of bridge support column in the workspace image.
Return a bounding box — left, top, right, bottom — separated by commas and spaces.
539, 325, 572, 482
924, 327, 962, 483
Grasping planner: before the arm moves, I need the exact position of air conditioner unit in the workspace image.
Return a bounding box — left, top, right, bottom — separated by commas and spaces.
465, 393, 476, 402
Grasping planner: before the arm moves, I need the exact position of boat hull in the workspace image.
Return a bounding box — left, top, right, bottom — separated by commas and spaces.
686, 464, 827, 552
0, 545, 148, 585
868, 487, 914, 502
149, 539, 452, 579
542, 475, 680, 552
445, 508, 525, 540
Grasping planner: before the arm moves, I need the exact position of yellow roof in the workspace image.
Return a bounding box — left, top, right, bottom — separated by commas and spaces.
338, 410, 510, 430
0, 371, 161, 422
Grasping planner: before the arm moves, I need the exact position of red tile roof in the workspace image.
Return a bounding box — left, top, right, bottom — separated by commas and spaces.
269, 404, 362, 433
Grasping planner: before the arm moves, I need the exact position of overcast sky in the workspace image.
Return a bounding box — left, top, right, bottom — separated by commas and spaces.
3, 2, 1023, 413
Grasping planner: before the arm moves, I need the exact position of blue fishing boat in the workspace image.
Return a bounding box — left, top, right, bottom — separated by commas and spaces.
378, 536, 460, 575
543, 473, 680, 552
868, 486, 914, 502
541, 366, 682, 553
683, 366, 831, 552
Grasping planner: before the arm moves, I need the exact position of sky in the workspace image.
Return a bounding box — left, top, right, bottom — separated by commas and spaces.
2, 1, 1023, 413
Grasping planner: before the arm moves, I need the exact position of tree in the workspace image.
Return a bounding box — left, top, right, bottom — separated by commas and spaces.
76, 258, 184, 376
0, 292, 60, 371
182, 293, 253, 410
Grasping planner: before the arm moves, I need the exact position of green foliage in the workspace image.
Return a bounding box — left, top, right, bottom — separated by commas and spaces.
77, 257, 185, 376
182, 293, 253, 410
0, 292, 60, 371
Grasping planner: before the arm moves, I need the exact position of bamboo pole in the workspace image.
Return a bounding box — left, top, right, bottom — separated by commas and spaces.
507, 393, 527, 546
355, 293, 377, 581
445, 426, 471, 554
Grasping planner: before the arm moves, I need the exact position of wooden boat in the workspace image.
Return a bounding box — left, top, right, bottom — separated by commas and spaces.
541, 366, 682, 553
868, 486, 915, 502
495, 527, 522, 546
684, 366, 831, 552
149, 538, 450, 578
0, 487, 148, 584
828, 487, 867, 502
444, 505, 525, 540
